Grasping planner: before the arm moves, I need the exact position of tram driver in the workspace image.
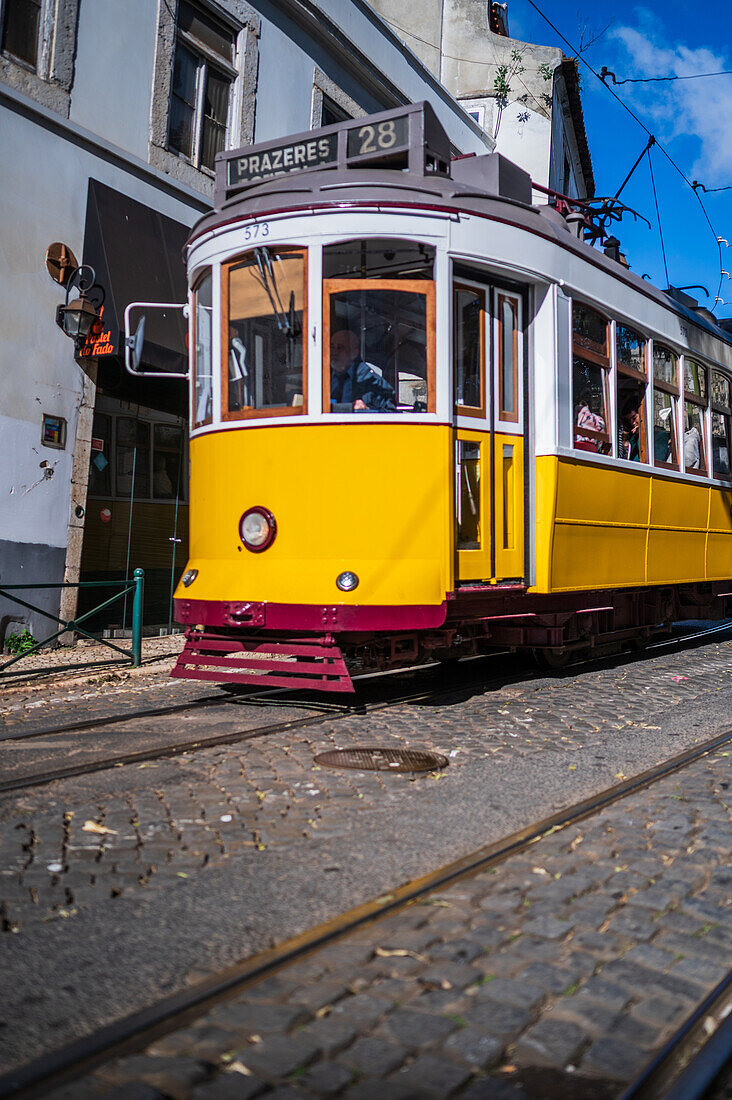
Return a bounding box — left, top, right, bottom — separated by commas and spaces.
329, 327, 396, 412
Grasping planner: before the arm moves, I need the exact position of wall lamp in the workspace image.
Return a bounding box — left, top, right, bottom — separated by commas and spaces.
55, 264, 102, 347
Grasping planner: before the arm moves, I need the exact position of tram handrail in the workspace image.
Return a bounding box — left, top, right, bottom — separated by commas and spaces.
0, 568, 145, 674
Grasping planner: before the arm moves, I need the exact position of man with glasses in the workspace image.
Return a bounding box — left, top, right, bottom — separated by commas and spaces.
329, 327, 396, 412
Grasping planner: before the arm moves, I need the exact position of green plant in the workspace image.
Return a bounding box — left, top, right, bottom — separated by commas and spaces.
492, 49, 525, 139
5, 629, 36, 655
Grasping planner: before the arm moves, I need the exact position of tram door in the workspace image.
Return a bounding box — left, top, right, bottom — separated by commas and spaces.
454, 282, 525, 584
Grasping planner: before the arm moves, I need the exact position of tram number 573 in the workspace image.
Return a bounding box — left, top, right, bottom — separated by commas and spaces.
347, 117, 407, 158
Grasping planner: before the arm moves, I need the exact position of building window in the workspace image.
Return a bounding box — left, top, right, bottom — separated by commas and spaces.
310, 69, 362, 131
1, 0, 41, 67
0, 0, 78, 111
150, 0, 258, 188
320, 94, 350, 127
88, 411, 186, 502
168, 1, 236, 172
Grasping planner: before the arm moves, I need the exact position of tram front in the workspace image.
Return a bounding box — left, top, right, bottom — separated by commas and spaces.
172, 103, 528, 691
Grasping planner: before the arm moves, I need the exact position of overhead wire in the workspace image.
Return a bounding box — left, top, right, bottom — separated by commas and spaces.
601, 67, 732, 85
522, 0, 726, 309
647, 146, 669, 287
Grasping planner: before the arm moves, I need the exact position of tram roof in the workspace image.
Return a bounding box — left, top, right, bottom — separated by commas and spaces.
188, 103, 732, 352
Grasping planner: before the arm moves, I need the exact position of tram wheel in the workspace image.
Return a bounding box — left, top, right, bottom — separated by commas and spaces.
532, 647, 571, 670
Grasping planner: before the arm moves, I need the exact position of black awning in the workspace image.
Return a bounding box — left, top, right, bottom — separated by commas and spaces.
78, 180, 190, 372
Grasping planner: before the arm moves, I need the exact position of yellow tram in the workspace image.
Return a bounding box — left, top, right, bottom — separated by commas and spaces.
159, 103, 732, 691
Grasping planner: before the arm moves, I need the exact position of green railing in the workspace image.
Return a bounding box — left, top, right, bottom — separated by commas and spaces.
0, 568, 144, 674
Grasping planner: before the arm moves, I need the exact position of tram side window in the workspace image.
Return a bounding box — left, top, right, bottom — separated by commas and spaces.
323, 240, 436, 414
193, 271, 213, 427
616, 324, 647, 462
652, 344, 679, 469
711, 371, 732, 477
572, 303, 610, 454
454, 285, 484, 414
457, 441, 481, 549
224, 248, 306, 419
497, 293, 519, 422
683, 359, 707, 474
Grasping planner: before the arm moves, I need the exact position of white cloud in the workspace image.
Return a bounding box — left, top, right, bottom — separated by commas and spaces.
610, 25, 732, 185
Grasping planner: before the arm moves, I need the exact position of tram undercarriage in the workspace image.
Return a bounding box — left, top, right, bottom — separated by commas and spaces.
171, 582, 732, 693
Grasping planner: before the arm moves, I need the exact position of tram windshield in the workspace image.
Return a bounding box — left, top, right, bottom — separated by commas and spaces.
323, 239, 436, 414
224, 247, 306, 419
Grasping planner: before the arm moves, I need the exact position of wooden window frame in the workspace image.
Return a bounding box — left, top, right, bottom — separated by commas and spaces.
322, 277, 436, 414
221, 247, 308, 422
572, 302, 609, 364
453, 282, 486, 419
192, 269, 213, 430
683, 359, 708, 475
616, 325, 648, 463
572, 302, 611, 455
652, 343, 680, 471
496, 291, 520, 425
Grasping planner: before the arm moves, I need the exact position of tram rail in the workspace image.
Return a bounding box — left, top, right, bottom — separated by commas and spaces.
2, 723, 731, 1099
619, 969, 732, 1099
1, 620, 729, 795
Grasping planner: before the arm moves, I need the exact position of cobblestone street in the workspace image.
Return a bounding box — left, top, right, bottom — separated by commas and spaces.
1, 629, 731, 1095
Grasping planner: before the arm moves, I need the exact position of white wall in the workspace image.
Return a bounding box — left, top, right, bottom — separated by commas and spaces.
0, 103, 203, 553
69, 0, 158, 162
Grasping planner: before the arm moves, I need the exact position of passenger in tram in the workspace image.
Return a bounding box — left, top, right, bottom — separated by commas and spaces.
329, 327, 397, 412
684, 412, 702, 469
654, 405, 673, 464
575, 386, 607, 452
620, 397, 642, 461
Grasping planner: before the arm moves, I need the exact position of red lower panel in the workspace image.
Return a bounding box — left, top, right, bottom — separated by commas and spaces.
174, 597, 448, 632
171, 631, 354, 693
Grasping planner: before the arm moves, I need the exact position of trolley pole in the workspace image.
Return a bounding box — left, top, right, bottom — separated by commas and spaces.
131, 568, 144, 667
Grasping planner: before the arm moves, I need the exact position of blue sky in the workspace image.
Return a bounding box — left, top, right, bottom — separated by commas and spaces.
508, 1, 732, 318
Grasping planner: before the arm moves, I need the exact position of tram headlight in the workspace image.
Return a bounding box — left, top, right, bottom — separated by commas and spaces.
336, 571, 359, 592
181, 569, 198, 587
239, 506, 277, 552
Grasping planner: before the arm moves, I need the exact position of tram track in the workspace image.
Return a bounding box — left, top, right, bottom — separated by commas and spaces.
2, 723, 731, 1098
1, 620, 730, 796
619, 968, 732, 1099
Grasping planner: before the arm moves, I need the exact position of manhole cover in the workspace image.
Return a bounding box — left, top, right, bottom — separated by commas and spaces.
314, 747, 448, 773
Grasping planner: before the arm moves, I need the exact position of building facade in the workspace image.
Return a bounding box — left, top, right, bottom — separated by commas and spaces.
365, 0, 594, 201
0, 0, 490, 642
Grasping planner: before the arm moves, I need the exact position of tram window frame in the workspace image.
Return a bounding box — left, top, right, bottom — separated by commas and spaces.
571, 301, 611, 455
322, 277, 436, 415
495, 290, 521, 425
682, 358, 707, 475
711, 369, 732, 480
453, 282, 486, 418
616, 322, 648, 464
221, 247, 308, 422
652, 343, 680, 470
192, 269, 214, 429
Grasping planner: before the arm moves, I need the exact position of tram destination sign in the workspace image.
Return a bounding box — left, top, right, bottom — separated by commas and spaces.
228, 133, 339, 187
218, 104, 450, 203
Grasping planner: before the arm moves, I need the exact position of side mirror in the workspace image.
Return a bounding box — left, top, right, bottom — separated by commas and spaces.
127, 316, 146, 371
124, 301, 189, 379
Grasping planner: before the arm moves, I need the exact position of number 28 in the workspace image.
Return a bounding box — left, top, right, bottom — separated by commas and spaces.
357, 120, 398, 156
